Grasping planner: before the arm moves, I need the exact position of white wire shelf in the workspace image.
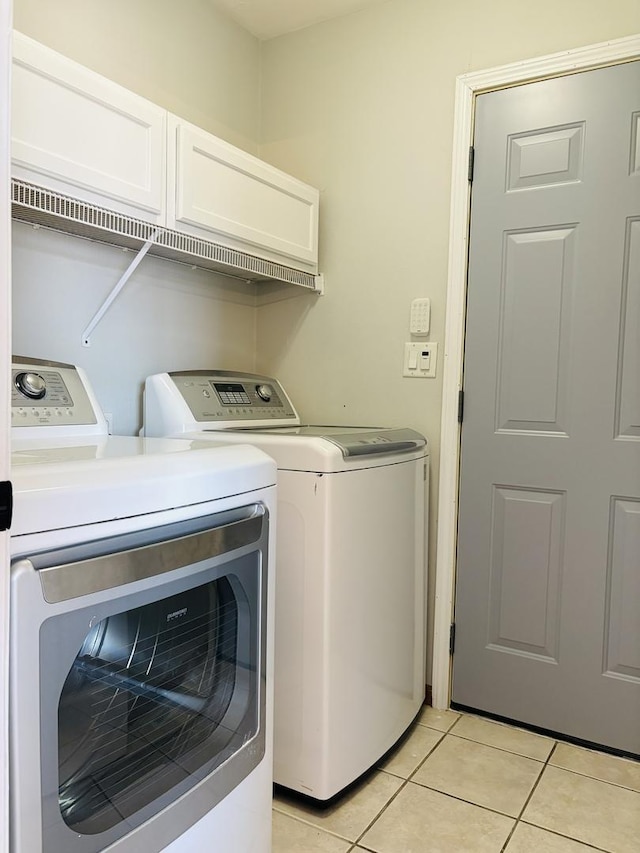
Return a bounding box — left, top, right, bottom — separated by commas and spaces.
11, 179, 321, 292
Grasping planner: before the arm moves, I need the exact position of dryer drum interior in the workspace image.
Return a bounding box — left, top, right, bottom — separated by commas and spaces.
57, 576, 242, 834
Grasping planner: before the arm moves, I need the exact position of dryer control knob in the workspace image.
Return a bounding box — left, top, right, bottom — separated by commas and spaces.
256, 384, 273, 402
15, 371, 46, 399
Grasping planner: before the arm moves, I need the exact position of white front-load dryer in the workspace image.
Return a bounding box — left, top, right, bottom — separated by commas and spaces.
143, 370, 428, 801
10, 358, 276, 853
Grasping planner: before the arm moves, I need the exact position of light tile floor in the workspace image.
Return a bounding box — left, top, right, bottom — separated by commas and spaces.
272, 706, 640, 852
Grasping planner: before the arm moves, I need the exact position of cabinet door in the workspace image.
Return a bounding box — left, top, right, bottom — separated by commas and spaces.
167, 115, 319, 272
11, 32, 166, 223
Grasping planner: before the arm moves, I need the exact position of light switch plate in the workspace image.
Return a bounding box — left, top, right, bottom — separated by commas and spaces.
403, 342, 438, 378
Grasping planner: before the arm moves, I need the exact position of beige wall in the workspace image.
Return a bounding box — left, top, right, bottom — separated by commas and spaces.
257, 0, 640, 679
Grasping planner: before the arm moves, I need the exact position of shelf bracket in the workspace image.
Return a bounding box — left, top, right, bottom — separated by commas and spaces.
82, 230, 162, 346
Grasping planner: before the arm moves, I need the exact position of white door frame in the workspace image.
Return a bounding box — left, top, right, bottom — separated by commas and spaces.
0, 0, 12, 853
0, 2, 11, 852
432, 32, 640, 710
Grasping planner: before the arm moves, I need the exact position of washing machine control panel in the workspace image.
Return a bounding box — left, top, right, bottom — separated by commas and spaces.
11, 358, 98, 427
169, 371, 298, 423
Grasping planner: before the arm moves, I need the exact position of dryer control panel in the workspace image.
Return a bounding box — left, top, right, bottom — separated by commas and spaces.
11, 357, 100, 429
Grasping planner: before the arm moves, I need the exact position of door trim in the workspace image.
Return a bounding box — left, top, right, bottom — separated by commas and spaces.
0, 2, 11, 851
432, 32, 640, 710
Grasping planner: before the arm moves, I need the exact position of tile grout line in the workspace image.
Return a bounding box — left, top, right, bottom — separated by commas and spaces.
273, 741, 444, 851
408, 778, 531, 823
418, 717, 640, 850
372, 727, 535, 826
352, 774, 413, 848
401, 723, 554, 823
355, 714, 546, 845
515, 819, 614, 853
445, 731, 553, 762
497, 740, 558, 853
494, 739, 615, 853
545, 762, 640, 795
363, 727, 555, 850
350, 722, 456, 848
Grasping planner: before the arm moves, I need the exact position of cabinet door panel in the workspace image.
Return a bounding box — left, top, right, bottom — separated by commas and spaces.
12, 32, 166, 222
168, 116, 318, 272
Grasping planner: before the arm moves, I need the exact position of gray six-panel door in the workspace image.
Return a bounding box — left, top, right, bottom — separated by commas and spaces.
453, 60, 640, 755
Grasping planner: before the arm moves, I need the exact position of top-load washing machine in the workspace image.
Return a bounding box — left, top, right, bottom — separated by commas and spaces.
10, 357, 276, 853
143, 370, 428, 801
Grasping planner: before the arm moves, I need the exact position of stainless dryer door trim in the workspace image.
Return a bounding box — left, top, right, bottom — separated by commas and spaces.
25, 505, 264, 602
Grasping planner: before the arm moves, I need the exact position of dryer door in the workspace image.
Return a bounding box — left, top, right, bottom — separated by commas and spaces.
11, 505, 269, 853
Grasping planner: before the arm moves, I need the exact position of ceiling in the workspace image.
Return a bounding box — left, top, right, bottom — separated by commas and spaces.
208, 0, 389, 40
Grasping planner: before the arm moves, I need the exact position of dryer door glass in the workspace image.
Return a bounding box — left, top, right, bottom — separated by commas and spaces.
57, 574, 248, 834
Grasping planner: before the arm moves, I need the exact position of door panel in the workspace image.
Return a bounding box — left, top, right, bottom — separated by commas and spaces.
497, 227, 575, 433
487, 486, 565, 662
605, 498, 640, 680
616, 218, 640, 438
453, 61, 640, 755
506, 122, 585, 190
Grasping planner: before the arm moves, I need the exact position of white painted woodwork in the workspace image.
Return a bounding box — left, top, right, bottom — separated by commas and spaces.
11, 32, 166, 223
0, 3, 11, 851
167, 114, 319, 272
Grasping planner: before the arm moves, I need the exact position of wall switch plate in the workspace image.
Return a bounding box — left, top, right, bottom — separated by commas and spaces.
403, 342, 438, 378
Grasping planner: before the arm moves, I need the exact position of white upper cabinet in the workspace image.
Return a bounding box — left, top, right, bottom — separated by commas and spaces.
10, 33, 321, 283
167, 115, 319, 273
11, 32, 166, 223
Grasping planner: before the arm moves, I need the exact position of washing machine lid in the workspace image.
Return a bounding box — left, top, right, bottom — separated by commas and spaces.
175, 427, 426, 473
231, 425, 426, 458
